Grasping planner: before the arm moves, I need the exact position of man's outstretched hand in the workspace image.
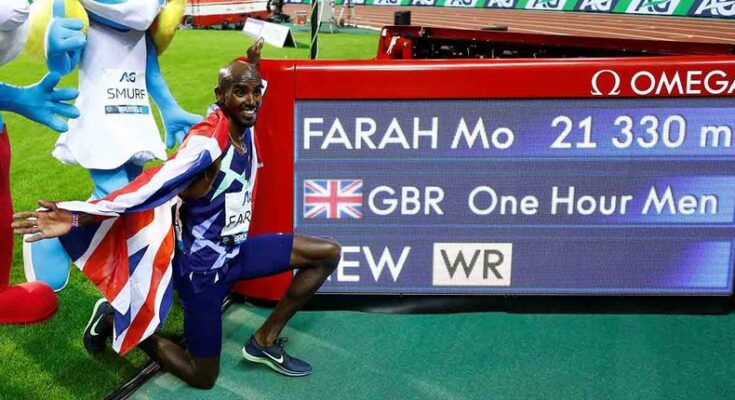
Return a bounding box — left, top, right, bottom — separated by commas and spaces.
246, 38, 264, 65
12, 200, 73, 242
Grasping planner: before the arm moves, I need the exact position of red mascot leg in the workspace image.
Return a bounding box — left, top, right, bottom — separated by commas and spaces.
0, 126, 57, 324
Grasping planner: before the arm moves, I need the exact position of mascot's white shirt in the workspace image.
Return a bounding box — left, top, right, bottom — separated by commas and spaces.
54, 22, 166, 170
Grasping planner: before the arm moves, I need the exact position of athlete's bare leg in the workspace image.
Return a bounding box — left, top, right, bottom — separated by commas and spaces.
102, 316, 220, 389
139, 335, 220, 389
253, 234, 341, 346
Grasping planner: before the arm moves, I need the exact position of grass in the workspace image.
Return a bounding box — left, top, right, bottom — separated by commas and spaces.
0, 28, 378, 400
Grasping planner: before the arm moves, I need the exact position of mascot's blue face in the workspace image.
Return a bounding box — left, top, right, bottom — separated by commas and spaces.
82, 0, 165, 31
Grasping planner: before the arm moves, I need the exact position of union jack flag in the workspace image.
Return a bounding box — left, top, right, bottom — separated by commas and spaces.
57, 108, 257, 355
303, 179, 363, 219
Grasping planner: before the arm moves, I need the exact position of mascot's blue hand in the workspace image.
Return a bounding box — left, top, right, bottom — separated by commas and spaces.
164, 108, 203, 148
46, 0, 86, 75
7, 72, 80, 132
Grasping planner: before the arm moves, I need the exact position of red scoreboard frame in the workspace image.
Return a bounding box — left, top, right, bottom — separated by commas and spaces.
235, 49, 735, 300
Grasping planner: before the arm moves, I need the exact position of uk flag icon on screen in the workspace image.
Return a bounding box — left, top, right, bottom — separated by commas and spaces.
303, 179, 363, 219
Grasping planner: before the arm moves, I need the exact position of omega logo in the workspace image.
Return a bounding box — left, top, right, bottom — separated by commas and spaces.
590, 69, 621, 96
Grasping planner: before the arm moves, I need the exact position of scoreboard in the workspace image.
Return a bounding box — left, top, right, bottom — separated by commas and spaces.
242, 57, 735, 298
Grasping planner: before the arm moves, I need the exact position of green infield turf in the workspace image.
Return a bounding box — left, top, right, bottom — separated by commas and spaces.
0, 28, 378, 400
133, 303, 735, 400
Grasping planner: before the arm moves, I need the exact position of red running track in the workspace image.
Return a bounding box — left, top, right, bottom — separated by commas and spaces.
286, 4, 735, 44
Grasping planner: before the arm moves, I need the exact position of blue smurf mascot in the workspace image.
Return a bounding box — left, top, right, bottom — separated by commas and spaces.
24, 0, 200, 291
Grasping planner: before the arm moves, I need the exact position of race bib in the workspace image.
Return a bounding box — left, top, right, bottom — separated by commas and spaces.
221, 189, 252, 240
102, 68, 150, 115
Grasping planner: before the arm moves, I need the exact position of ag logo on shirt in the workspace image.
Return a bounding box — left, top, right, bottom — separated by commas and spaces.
120, 72, 137, 83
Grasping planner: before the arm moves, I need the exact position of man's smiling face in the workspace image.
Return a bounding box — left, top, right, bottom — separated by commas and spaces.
216, 62, 263, 129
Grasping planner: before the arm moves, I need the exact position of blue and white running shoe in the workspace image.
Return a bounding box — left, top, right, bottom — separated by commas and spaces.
242, 336, 312, 377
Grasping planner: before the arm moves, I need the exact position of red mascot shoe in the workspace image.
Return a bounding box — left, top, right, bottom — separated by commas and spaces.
0, 282, 57, 324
